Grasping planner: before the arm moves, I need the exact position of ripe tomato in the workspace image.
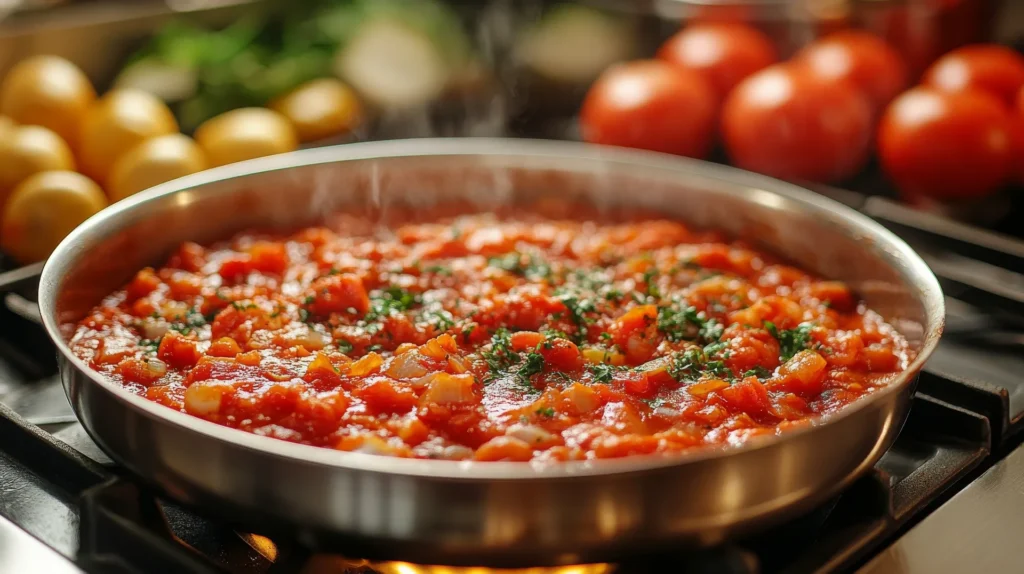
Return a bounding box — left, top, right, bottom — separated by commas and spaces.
1013, 86, 1024, 184
657, 23, 778, 99
793, 30, 907, 110
878, 87, 1013, 200
690, 5, 753, 24
923, 44, 1024, 107
720, 64, 873, 183
580, 60, 717, 159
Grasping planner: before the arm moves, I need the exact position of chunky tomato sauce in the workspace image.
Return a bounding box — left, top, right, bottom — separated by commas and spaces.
70, 205, 911, 462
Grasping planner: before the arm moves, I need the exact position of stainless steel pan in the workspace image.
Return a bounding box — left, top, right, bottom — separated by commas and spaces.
38, 139, 944, 566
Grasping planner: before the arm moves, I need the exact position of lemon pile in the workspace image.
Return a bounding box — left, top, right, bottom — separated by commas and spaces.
0, 55, 362, 264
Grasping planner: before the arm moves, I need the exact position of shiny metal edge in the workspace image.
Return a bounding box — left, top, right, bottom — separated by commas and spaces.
38, 138, 945, 481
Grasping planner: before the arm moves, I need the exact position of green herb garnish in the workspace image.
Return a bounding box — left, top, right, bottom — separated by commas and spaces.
765, 321, 815, 362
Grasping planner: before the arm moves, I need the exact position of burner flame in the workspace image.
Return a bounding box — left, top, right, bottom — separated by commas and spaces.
241, 533, 613, 574
313, 558, 614, 574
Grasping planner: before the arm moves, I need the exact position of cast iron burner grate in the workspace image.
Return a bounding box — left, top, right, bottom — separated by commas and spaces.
0, 189, 1022, 574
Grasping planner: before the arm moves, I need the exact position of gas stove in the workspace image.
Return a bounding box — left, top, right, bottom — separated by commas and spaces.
1, 188, 1023, 574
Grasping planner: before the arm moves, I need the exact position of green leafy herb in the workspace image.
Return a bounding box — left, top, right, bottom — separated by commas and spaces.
481, 328, 516, 375
421, 308, 456, 332
554, 288, 597, 341
743, 366, 772, 379
668, 344, 734, 383
656, 304, 703, 342
425, 264, 452, 276
642, 268, 660, 299
604, 288, 624, 302
765, 321, 814, 362
488, 252, 552, 280
516, 351, 545, 384
541, 328, 569, 341
231, 301, 257, 311
588, 362, 620, 385
337, 339, 354, 354
535, 406, 555, 418
364, 286, 421, 323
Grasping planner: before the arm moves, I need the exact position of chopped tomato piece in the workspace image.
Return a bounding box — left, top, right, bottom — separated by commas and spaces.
356, 379, 418, 413
611, 369, 654, 398
510, 331, 544, 351
474, 436, 534, 462
218, 256, 252, 282
719, 377, 773, 417
166, 242, 206, 272
207, 337, 242, 357
125, 268, 161, 300
539, 338, 583, 372
157, 331, 202, 368
773, 350, 828, 396
307, 273, 370, 316
114, 358, 166, 386
247, 241, 289, 274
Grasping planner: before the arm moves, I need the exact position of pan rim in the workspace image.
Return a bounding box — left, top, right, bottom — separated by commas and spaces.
38, 137, 945, 481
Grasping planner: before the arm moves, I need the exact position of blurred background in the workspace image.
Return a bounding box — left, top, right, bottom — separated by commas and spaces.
0, 0, 1021, 268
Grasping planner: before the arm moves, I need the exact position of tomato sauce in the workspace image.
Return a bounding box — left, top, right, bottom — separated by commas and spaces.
70, 206, 911, 462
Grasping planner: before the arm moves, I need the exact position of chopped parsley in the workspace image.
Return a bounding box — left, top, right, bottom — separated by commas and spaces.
588, 362, 620, 385
481, 328, 516, 374
642, 268, 661, 299
604, 288, 624, 302
535, 406, 555, 418
657, 304, 725, 344
554, 288, 597, 342
488, 252, 552, 280
425, 264, 452, 276
139, 339, 160, 353
516, 351, 546, 384
541, 328, 569, 341
364, 286, 421, 323
668, 343, 733, 383
337, 339, 354, 354
743, 366, 772, 379
479, 328, 545, 389
231, 301, 258, 312
420, 308, 456, 332
657, 304, 703, 342
765, 321, 815, 362
166, 306, 209, 336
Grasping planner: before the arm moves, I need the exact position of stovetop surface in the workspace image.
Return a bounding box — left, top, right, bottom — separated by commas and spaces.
1, 185, 1023, 574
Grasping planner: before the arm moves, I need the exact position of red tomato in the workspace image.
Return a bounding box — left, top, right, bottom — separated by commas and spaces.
878, 87, 1013, 200
657, 23, 778, 99
720, 64, 873, 183
923, 44, 1024, 107
1013, 86, 1024, 184
689, 5, 754, 24
579, 60, 717, 159
793, 30, 908, 110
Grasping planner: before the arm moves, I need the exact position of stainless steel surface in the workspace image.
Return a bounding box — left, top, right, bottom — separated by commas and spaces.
859, 443, 1024, 574
38, 139, 944, 566
0, 513, 84, 574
